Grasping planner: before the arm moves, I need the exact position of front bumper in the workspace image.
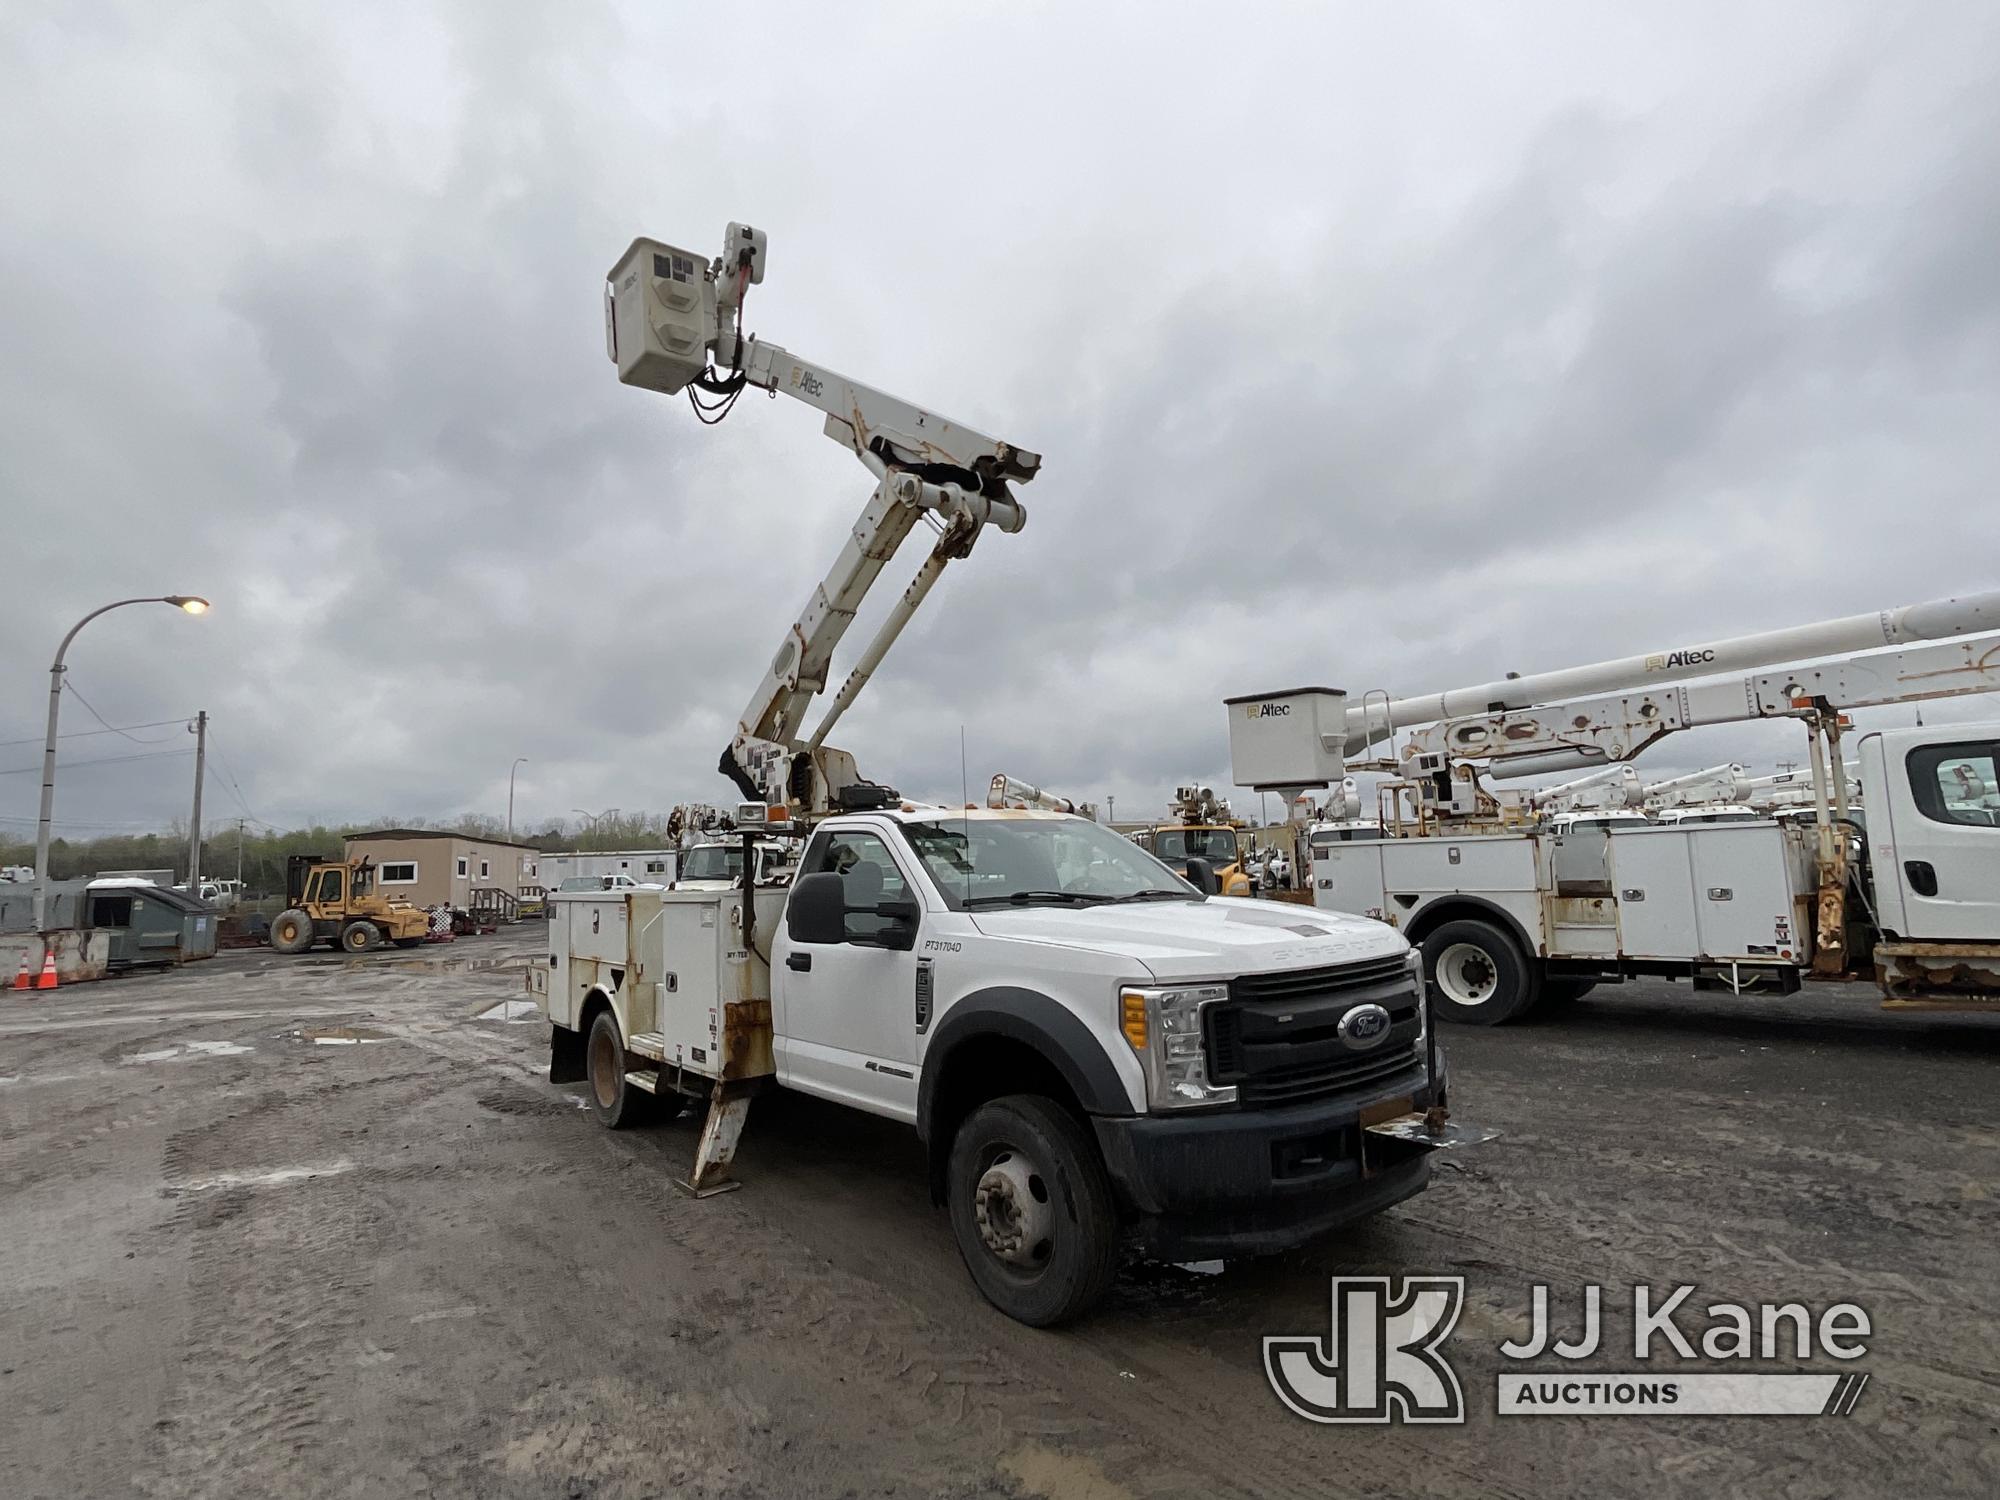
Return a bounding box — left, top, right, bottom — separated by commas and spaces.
1092, 1061, 1454, 1261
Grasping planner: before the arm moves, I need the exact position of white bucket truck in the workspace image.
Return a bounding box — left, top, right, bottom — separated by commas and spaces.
527, 223, 1487, 1325
1235, 591, 2000, 1023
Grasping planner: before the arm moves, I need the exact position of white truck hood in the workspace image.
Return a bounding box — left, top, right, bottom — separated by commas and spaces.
967, 896, 1406, 982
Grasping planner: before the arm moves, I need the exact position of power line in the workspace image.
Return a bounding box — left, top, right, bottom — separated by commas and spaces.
201, 731, 277, 828
0, 718, 185, 750
61, 677, 183, 744
0, 812, 177, 831
0, 747, 193, 776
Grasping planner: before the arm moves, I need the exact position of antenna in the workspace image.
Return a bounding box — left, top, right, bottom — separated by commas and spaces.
960, 725, 971, 907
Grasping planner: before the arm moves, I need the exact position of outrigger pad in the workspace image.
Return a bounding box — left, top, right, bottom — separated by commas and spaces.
1363, 1111, 1501, 1151
677, 1087, 754, 1197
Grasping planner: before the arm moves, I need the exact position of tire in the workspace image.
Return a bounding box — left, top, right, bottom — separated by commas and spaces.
340, 920, 382, 954
1422, 919, 1539, 1025
947, 1094, 1120, 1327
270, 908, 316, 955
393, 937, 423, 949
585, 1009, 651, 1129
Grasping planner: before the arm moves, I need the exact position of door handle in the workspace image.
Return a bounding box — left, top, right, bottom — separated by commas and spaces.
1904, 860, 1939, 898
786, 952, 812, 972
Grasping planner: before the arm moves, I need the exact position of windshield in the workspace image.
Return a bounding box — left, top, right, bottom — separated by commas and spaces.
679, 846, 743, 882
899, 817, 1197, 910
1152, 827, 1238, 867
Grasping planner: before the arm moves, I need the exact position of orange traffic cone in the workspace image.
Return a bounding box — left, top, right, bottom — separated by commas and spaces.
12, 952, 29, 990
36, 948, 58, 990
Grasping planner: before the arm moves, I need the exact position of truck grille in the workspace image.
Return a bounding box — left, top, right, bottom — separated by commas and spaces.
1208, 955, 1423, 1108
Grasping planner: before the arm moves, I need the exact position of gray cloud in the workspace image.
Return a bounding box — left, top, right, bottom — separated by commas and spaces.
3, 1, 1998, 846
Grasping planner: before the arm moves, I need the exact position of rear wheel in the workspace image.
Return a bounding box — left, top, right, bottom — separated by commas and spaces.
393, 937, 423, 949
270, 908, 315, 955
585, 1009, 650, 1129
1422, 919, 1539, 1025
947, 1094, 1120, 1327
340, 920, 382, 954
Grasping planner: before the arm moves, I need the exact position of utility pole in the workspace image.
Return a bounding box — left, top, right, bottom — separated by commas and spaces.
509, 757, 528, 840
1106, 794, 1115, 827
187, 710, 207, 891
235, 817, 245, 889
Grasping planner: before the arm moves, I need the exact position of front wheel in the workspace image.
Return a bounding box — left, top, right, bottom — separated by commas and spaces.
947, 1094, 1120, 1327
340, 920, 382, 954
1422, 919, 1539, 1025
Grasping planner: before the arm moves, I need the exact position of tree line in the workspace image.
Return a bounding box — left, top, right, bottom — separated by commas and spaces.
1, 810, 695, 897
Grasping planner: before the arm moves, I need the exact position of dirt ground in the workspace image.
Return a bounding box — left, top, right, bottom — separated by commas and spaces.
3, 931, 1998, 1499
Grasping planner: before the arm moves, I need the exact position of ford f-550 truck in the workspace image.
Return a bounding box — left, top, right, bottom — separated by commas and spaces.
534, 805, 1468, 1324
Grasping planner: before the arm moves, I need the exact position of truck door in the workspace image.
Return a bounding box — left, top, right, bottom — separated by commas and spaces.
772, 827, 922, 1121
1878, 733, 2000, 941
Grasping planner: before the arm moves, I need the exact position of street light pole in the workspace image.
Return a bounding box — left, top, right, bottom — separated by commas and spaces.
33, 595, 209, 932
508, 757, 528, 839
187, 710, 207, 893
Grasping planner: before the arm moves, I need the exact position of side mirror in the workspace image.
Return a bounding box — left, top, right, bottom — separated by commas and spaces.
786, 873, 922, 949
1185, 858, 1221, 896
874, 896, 921, 951
787, 872, 847, 945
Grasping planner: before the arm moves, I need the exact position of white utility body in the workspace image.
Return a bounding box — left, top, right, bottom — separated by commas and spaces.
1229, 593, 2000, 1023
528, 224, 1484, 1327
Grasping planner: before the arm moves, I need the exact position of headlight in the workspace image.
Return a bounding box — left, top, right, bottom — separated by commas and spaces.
1119, 983, 1237, 1111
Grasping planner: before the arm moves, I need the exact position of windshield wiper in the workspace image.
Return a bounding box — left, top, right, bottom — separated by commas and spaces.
964, 889, 1106, 908
1102, 889, 1197, 903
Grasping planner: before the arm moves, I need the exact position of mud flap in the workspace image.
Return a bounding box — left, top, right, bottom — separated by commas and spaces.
677, 1082, 754, 1198
548, 1024, 585, 1085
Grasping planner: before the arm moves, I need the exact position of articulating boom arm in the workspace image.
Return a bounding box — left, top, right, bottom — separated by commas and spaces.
1347, 587, 2000, 761
1642, 764, 1752, 809
1400, 627, 2000, 780
606, 227, 1040, 817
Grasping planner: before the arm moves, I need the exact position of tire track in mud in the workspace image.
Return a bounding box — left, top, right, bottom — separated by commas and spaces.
529, 1100, 1509, 1500
137, 1068, 449, 1499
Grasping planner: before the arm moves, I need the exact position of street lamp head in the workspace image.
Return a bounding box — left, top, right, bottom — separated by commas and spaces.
164, 596, 210, 615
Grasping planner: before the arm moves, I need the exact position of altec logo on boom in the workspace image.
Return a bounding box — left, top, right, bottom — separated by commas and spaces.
1245, 701, 1292, 720
1644, 647, 1719, 671
1266, 1278, 1872, 1422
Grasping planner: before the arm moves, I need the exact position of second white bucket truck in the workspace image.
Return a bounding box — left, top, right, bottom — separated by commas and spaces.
1231, 591, 2000, 1023
531, 224, 1487, 1325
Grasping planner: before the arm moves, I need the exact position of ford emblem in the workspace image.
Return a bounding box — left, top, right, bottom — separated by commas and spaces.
1337, 1003, 1392, 1051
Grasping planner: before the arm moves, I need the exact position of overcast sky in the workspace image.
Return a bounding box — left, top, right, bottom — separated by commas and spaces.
3, 1, 1998, 843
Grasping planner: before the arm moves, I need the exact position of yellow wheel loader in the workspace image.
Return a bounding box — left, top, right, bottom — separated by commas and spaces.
269, 855, 430, 954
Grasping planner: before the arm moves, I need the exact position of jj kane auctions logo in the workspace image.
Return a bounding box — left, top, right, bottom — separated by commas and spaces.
1267, 1278, 1872, 1422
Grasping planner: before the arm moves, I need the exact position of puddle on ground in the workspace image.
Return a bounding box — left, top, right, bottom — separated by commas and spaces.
475, 999, 542, 1024
1106, 1257, 1234, 1316
298, 1025, 395, 1046
169, 1160, 355, 1193
366, 955, 527, 975
121, 1039, 254, 1065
